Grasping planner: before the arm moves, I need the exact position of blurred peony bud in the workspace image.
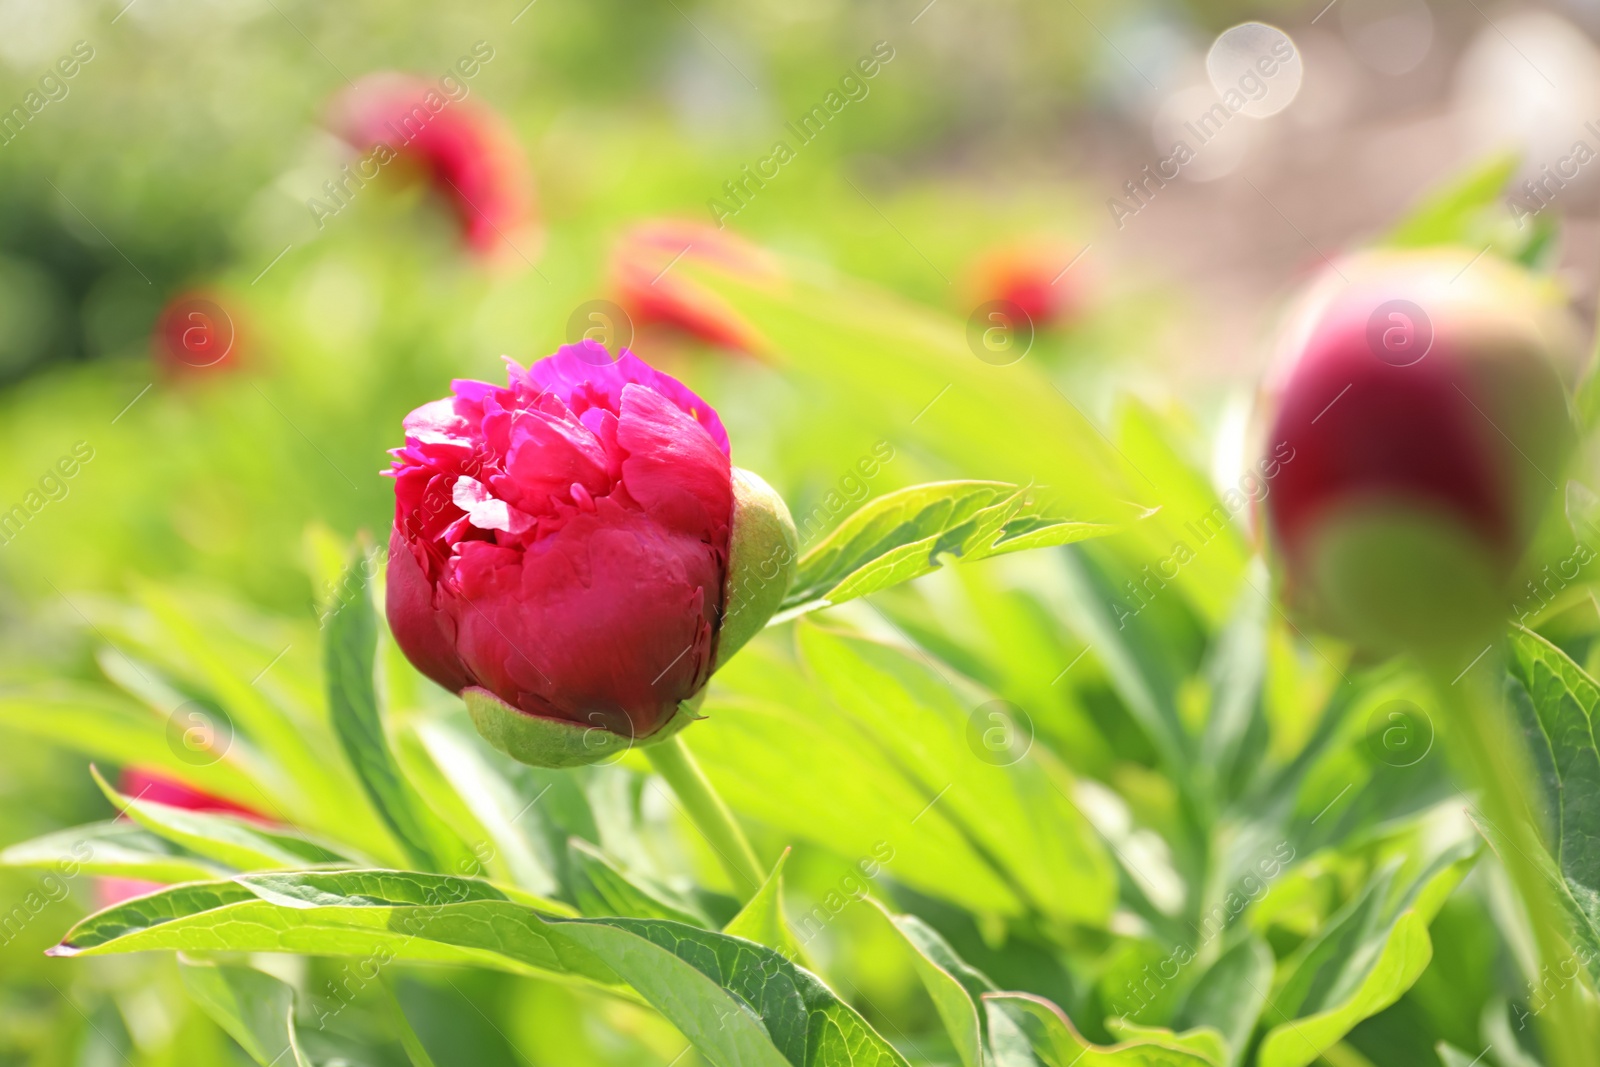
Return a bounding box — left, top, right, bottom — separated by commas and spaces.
98, 768, 265, 908
385, 342, 795, 767
1261, 248, 1578, 654
152, 290, 245, 377
328, 73, 537, 261
610, 219, 778, 354
966, 243, 1084, 329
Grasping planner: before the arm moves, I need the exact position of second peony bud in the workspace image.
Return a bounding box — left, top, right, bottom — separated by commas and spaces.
1260, 248, 1578, 655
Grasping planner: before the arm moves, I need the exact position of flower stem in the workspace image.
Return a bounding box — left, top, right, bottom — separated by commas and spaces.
1431, 654, 1600, 1067
645, 733, 764, 898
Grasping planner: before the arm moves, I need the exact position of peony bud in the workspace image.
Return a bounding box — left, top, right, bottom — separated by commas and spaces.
328, 73, 537, 261
152, 290, 245, 377
609, 219, 777, 354
1261, 248, 1578, 654
385, 342, 795, 766
966, 243, 1084, 329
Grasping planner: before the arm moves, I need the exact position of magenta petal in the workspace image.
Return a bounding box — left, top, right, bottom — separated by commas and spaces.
386, 527, 473, 695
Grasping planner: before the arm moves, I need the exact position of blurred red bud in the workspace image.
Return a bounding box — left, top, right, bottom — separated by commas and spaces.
328, 73, 538, 263
610, 220, 778, 355
965, 243, 1084, 329
152, 291, 244, 377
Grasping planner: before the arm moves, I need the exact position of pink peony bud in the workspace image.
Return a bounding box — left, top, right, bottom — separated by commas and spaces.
385, 342, 794, 763
1260, 248, 1578, 652
610, 219, 777, 354
328, 73, 537, 260
965, 243, 1084, 329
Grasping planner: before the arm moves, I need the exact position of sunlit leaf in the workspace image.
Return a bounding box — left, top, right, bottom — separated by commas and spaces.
0, 820, 226, 884
1505, 627, 1600, 984
54, 869, 908, 1067
324, 554, 472, 872
1259, 842, 1478, 1067
779, 480, 1124, 618
724, 848, 804, 963
988, 991, 1221, 1066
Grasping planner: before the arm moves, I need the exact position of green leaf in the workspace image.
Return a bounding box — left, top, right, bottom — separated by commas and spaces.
54, 869, 909, 1067
987, 992, 1221, 1066
568, 838, 710, 926
869, 901, 988, 1067
383, 978, 442, 1067
1258, 843, 1479, 1067
178, 957, 311, 1067
1111, 398, 1251, 627
131, 587, 356, 832
724, 848, 804, 963
412, 717, 560, 895
0, 686, 271, 814
89, 765, 354, 873
696, 644, 1020, 919
780, 481, 1124, 616
0, 820, 227, 884
796, 622, 1116, 926
1506, 627, 1600, 984
324, 554, 470, 871
1171, 937, 1274, 1067
1104, 1021, 1227, 1067
1384, 153, 1518, 248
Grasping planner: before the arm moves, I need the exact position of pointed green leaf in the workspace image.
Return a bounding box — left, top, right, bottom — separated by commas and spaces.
797, 622, 1115, 926
987, 992, 1221, 1066
724, 848, 803, 962
869, 901, 988, 1067
325, 554, 470, 871
780, 481, 1123, 616
696, 645, 1021, 918
53, 869, 909, 1067
1259, 843, 1479, 1067
1385, 153, 1518, 248
1506, 626, 1600, 983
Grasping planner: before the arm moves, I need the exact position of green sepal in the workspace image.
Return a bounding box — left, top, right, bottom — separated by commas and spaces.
715, 467, 798, 670
464, 686, 703, 769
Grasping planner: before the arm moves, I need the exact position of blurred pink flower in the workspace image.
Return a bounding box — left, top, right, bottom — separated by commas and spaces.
610, 220, 776, 355
966, 243, 1084, 329
385, 342, 734, 739
328, 73, 537, 260
152, 290, 245, 377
